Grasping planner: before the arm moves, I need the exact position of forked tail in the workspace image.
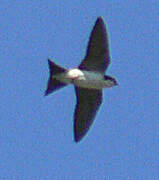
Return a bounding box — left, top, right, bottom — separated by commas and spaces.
44, 59, 67, 96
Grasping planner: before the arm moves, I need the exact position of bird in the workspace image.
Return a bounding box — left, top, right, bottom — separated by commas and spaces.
45, 17, 118, 143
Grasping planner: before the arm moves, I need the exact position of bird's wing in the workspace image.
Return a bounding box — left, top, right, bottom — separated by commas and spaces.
74, 86, 102, 142
79, 17, 111, 73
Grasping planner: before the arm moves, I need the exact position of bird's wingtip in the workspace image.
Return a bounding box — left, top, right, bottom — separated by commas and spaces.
97, 16, 104, 21
74, 136, 79, 143
74, 134, 82, 143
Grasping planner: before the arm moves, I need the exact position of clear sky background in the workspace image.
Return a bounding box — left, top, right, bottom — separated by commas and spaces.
1, 1, 159, 180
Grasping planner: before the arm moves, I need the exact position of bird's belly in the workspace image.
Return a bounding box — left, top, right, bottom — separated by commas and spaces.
73, 71, 114, 89
73, 79, 107, 89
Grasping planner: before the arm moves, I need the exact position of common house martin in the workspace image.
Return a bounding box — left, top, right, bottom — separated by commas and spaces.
45, 17, 118, 142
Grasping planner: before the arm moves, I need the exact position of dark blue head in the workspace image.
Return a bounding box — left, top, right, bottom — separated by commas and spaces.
104, 75, 118, 86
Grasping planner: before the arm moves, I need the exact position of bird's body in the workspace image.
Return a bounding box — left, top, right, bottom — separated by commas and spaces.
45, 17, 118, 142
54, 69, 116, 89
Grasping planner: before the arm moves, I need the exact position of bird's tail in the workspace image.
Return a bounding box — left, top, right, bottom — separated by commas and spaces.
44, 59, 67, 96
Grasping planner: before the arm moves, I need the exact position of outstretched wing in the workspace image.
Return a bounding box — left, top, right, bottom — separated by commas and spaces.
74, 86, 102, 142
79, 17, 110, 73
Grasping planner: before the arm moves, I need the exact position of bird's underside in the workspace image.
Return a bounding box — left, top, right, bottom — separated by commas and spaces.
45, 17, 117, 143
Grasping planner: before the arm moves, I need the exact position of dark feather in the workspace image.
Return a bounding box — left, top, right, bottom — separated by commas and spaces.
74, 87, 102, 142
79, 17, 110, 73
44, 59, 67, 96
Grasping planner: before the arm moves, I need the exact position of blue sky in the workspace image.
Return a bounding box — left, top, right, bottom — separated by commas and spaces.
1, 1, 159, 179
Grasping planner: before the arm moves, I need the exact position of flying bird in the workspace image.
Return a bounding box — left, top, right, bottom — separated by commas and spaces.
45, 17, 118, 142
